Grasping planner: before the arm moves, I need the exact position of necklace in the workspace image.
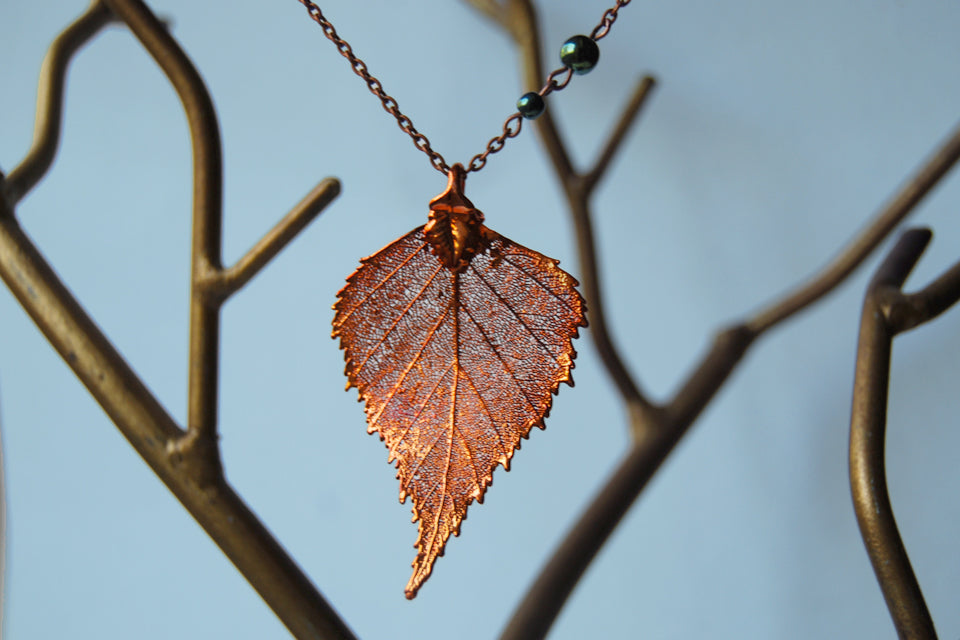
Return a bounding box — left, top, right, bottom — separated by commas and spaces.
300, 0, 630, 598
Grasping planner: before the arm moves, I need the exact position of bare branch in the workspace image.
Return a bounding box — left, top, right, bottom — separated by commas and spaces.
211, 178, 341, 300
893, 250, 960, 334
871, 228, 932, 291
747, 120, 960, 336
584, 75, 657, 195
1, 1, 116, 208
567, 197, 654, 416
99, 0, 224, 445
0, 2, 355, 637
849, 228, 940, 639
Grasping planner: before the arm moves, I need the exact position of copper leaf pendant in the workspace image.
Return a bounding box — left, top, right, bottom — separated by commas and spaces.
332, 164, 587, 598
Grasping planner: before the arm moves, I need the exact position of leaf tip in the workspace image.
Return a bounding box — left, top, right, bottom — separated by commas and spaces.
405, 553, 436, 600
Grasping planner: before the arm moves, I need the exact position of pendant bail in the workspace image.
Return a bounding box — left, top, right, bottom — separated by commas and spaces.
424, 164, 488, 271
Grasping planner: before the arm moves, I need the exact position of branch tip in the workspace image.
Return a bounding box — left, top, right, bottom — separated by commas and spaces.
585, 74, 657, 193
216, 177, 341, 298
869, 228, 931, 293
849, 232, 942, 639
874, 228, 960, 334
748, 121, 960, 336
3, 1, 115, 207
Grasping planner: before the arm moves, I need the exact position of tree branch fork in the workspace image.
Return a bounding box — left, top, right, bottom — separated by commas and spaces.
0, 1, 352, 638
848, 228, 960, 640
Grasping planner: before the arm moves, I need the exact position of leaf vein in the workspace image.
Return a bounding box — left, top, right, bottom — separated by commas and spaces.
460, 303, 539, 411
372, 296, 454, 431
496, 251, 581, 319
401, 361, 457, 482
470, 265, 560, 364
354, 261, 445, 374
334, 237, 430, 327
460, 369, 510, 462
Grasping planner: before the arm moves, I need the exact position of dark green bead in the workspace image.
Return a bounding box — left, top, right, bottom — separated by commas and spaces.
560, 35, 599, 75
517, 92, 545, 119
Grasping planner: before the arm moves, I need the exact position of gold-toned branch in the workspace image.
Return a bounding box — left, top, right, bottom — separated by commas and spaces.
0, 3, 354, 638
583, 76, 657, 195
100, 0, 224, 446
0, 203, 359, 640
1, 1, 115, 208
849, 228, 948, 640
210, 177, 341, 301
747, 120, 960, 336
890, 255, 960, 333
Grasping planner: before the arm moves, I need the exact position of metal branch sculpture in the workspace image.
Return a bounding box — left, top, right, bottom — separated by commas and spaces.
849, 228, 960, 640
0, 1, 958, 639
468, 2, 960, 637
0, 1, 352, 638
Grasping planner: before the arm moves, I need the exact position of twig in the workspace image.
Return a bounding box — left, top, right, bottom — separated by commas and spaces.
208, 177, 341, 301
747, 121, 960, 335
99, 0, 225, 449
584, 76, 657, 194
0, 2, 354, 638
889, 254, 960, 333
849, 227, 960, 640
1, 2, 116, 208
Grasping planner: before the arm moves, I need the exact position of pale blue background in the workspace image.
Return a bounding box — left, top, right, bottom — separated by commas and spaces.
1, 1, 959, 638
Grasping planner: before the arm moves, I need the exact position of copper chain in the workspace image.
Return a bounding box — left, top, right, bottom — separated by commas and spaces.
297, 0, 631, 175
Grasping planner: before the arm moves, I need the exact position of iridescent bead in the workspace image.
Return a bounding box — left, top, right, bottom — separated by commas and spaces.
560, 35, 599, 75
517, 92, 545, 119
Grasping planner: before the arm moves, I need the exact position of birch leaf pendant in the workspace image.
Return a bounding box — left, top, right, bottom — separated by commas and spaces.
332, 164, 587, 598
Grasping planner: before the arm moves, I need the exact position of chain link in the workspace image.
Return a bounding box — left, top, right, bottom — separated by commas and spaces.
297, 0, 631, 176
468, 113, 524, 172
297, 0, 451, 174
590, 0, 630, 41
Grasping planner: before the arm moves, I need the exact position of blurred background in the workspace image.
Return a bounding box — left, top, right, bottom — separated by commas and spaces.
1, 1, 959, 638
